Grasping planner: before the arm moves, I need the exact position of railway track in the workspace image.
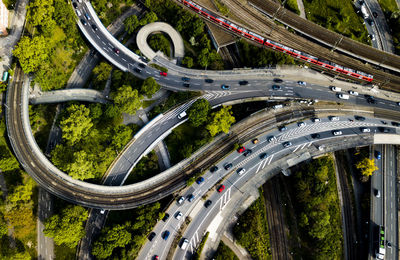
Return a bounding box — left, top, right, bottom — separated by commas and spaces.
178, 0, 400, 89
263, 177, 290, 260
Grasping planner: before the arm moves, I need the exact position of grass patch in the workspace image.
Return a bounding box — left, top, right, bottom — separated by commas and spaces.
282, 0, 300, 15
213, 0, 229, 15
213, 241, 239, 260
233, 188, 271, 259
303, 0, 369, 44
54, 244, 76, 260
378, 0, 398, 12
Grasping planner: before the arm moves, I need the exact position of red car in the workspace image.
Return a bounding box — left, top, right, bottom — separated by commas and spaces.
217, 185, 225, 193
237, 146, 245, 153
114, 48, 120, 54
160, 71, 167, 76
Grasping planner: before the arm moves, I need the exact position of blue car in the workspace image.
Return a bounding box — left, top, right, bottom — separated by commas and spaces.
375, 151, 381, 159
221, 84, 230, 90
187, 194, 195, 202
162, 230, 170, 240
196, 177, 204, 184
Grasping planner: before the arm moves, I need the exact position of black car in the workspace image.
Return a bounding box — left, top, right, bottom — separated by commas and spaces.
311, 133, 320, 139
272, 85, 281, 90
243, 149, 252, 157
373, 11, 378, 18
259, 153, 268, 159
204, 200, 212, 208
205, 79, 214, 83
73, 2, 78, 8
138, 63, 146, 68
134, 68, 142, 73
183, 83, 190, 88
187, 194, 195, 202
182, 77, 190, 82
80, 19, 87, 25
273, 78, 283, 83
283, 142, 292, 148
224, 163, 233, 170
210, 166, 219, 173
279, 126, 287, 132
378, 127, 390, 133
162, 213, 170, 222
355, 116, 366, 121
381, 120, 387, 125
367, 97, 376, 104
239, 80, 248, 85
391, 121, 400, 127
91, 24, 98, 31
148, 232, 156, 241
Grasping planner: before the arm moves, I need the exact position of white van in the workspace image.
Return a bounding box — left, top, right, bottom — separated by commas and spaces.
177, 111, 187, 119
76, 10, 82, 16
338, 94, 350, 100
180, 238, 189, 250
331, 86, 342, 92
273, 104, 283, 109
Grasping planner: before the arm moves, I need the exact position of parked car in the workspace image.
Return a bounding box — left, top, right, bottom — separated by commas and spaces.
273, 78, 283, 83
312, 118, 321, 122
311, 133, 320, 139
279, 126, 287, 132
298, 122, 306, 127
361, 127, 371, 133
349, 90, 359, 96
267, 136, 275, 142
355, 116, 366, 121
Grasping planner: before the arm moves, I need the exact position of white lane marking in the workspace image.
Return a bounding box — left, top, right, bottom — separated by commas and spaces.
301, 142, 308, 149
256, 161, 263, 173
102, 41, 106, 45
267, 154, 274, 165
293, 145, 301, 153
122, 58, 127, 62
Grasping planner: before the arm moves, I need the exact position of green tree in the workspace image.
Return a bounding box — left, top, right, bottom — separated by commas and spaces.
139, 11, 158, 26
182, 56, 193, 68
13, 36, 50, 73
112, 85, 143, 115
44, 205, 88, 248
0, 81, 6, 93
124, 15, 140, 34
206, 106, 235, 136
187, 99, 210, 127
141, 77, 160, 97
66, 150, 95, 180
6, 178, 35, 210
111, 125, 133, 150
27, 0, 54, 27
0, 213, 7, 238
0, 145, 20, 172
60, 104, 93, 144
197, 48, 210, 68
93, 62, 112, 83
92, 223, 132, 259
356, 157, 378, 177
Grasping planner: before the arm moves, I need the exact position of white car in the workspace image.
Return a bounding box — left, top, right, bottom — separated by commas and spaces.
177, 111, 187, 119
312, 118, 321, 122
237, 168, 246, 176
330, 116, 340, 121
298, 122, 306, 127
361, 128, 371, 133
297, 81, 307, 86
177, 196, 185, 204
349, 90, 359, 96
333, 130, 343, 136
175, 211, 183, 220
338, 94, 350, 100
330, 86, 342, 92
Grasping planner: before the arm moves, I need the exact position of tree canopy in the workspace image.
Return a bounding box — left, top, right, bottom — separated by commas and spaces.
43, 205, 88, 248
13, 36, 50, 73
93, 62, 113, 83
60, 104, 93, 145
92, 223, 132, 259
188, 99, 211, 127
124, 15, 140, 34
356, 157, 378, 177
112, 85, 143, 115
206, 106, 236, 136
140, 77, 160, 98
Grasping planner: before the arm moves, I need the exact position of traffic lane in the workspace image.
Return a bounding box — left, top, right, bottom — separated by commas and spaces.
372, 144, 384, 226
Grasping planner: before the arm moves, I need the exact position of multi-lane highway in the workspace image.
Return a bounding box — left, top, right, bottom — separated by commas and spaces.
139, 114, 398, 259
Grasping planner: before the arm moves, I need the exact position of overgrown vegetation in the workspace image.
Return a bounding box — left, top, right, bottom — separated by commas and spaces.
378, 0, 400, 54
148, 34, 171, 57
233, 188, 271, 259
0, 117, 38, 258
213, 0, 230, 16
14, 0, 87, 91
144, 0, 224, 69
238, 40, 297, 67
124, 151, 160, 184
92, 202, 164, 259
213, 241, 239, 260
287, 156, 343, 259
92, 0, 134, 26
282, 0, 300, 15
303, 0, 369, 44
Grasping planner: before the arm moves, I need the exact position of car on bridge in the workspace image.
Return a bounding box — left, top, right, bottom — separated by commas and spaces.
204, 200, 212, 208
224, 163, 233, 170
237, 168, 246, 175
243, 150, 252, 156
260, 153, 268, 159
134, 68, 141, 73
375, 151, 381, 159
272, 85, 281, 90
159, 71, 167, 76
311, 133, 320, 139
239, 80, 248, 85
196, 177, 204, 184
177, 196, 185, 204
210, 166, 219, 173
217, 185, 225, 193
80, 19, 87, 25
138, 63, 146, 68
297, 81, 307, 86
279, 126, 287, 132
283, 142, 292, 148
273, 78, 283, 83
148, 232, 156, 241
183, 83, 190, 88
162, 230, 170, 240
187, 194, 195, 202
332, 130, 343, 136
360, 127, 371, 133
221, 84, 230, 90
91, 24, 98, 31
114, 48, 120, 54
182, 77, 190, 82
205, 79, 214, 83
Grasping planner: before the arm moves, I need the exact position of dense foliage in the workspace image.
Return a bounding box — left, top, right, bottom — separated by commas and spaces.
206, 106, 236, 137
14, 0, 86, 90
141, 77, 160, 98
44, 205, 88, 248
289, 156, 343, 259
233, 189, 271, 259
356, 157, 378, 177
187, 99, 211, 127
378, 0, 400, 55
